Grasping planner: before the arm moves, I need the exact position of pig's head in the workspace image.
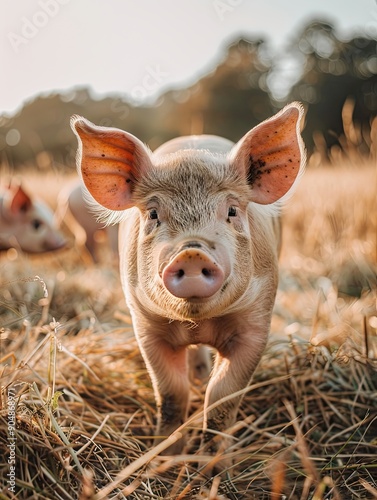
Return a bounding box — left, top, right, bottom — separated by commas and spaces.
71, 103, 305, 320
0, 183, 66, 253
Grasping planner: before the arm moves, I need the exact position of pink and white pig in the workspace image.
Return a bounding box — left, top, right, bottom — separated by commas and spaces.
71, 102, 306, 463
58, 180, 118, 262
0, 181, 66, 253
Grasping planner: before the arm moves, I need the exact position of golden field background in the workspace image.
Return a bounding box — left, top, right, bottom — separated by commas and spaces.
0, 151, 376, 498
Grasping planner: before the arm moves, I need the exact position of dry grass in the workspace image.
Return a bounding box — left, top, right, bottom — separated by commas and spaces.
1, 143, 376, 498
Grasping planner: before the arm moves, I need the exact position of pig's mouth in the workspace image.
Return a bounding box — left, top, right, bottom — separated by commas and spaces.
181, 294, 213, 303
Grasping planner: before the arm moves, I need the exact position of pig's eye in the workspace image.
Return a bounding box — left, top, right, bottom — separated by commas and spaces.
228, 206, 237, 217
32, 219, 42, 230
148, 209, 159, 220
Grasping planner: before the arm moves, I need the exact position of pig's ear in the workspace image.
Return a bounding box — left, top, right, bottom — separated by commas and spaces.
8, 184, 32, 215
70, 116, 153, 211
229, 102, 306, 205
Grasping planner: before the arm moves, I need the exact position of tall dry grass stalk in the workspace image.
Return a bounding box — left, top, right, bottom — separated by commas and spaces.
1, 106, 376, 498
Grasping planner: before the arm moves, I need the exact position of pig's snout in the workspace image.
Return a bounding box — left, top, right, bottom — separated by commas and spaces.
162, 248, 225, 299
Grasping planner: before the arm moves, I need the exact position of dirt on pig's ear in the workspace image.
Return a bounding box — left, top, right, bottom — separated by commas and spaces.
229, 102, 306, 205
70, 116, 153, 211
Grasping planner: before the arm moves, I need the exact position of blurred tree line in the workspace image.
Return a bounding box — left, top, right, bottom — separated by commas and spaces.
0, 20, 376, 170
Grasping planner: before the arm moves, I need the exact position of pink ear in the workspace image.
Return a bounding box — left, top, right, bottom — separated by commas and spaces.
70, 116, 152, 211
9, 184, 32, 214
229, 102, 306, 204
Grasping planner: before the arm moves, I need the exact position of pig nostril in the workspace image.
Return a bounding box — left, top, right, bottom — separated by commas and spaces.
186, 242, 202, 249
177, 269, 185, 278
202, 268, 211, 277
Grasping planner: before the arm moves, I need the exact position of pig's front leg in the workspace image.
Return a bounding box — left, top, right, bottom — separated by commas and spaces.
135, 327, 190, 454
202, 322, 270, 460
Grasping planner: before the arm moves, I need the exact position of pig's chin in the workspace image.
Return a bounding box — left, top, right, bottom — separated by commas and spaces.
146, 277, 236, 322
165, 294, 223, 321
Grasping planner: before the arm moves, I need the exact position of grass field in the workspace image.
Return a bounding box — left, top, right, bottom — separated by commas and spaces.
1, 155, 376, 499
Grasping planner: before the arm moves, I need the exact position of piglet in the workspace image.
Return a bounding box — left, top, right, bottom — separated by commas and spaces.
71, 102, 306, 465
0, 181, 66, 253
58, 180, 118, 262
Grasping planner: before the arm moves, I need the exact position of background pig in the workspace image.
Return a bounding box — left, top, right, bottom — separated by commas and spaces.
0, 181, 66, 253
71, 102, 306, 464
57, 180, 118, 262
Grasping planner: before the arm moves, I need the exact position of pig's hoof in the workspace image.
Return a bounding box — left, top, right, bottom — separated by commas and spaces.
198, 434, 234, 478
199, 454, 234, 479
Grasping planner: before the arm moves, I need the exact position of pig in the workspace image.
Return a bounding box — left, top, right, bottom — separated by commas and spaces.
57, 180, 118, 262
71, 102, 306, 466
0, 181, 66, 253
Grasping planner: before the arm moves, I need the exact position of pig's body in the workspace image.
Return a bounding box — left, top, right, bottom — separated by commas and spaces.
58, 181, 118, 261
0, 182, 66, 253
71, 103, 306, 465
118, 138, 281, 450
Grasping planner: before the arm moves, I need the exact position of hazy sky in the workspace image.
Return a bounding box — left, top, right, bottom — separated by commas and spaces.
1, 0, 376, 115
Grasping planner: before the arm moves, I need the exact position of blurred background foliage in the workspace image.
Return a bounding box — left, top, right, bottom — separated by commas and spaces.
0, 19, 376, 171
